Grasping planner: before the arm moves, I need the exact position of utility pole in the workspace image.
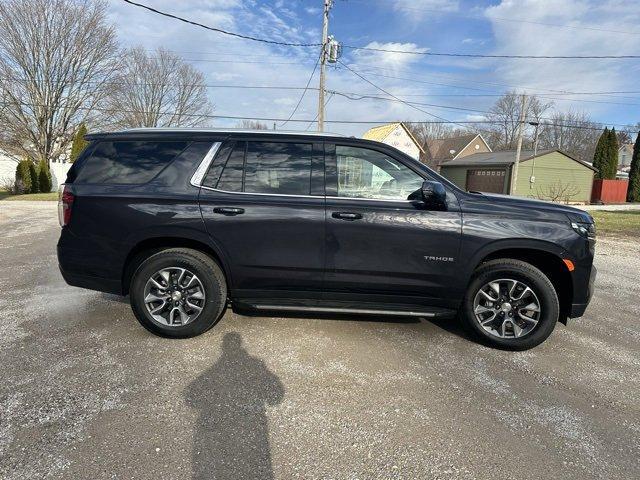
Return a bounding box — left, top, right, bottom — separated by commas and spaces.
317, 0, 332, 132
510, 93, 529, 195
529, 121, 540, 189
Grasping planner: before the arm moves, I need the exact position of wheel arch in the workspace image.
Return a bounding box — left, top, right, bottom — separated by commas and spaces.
467, 242, 573, 323
121, 236, 232, 296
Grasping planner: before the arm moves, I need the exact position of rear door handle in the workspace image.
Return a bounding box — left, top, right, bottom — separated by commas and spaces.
332, 212, 363, 221
213, 207, 245, 216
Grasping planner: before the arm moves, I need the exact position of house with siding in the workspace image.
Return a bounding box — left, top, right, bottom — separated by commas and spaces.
439, 149, 596, 204
426, 133, 491, 169
362, 122, 426, 161
618, 143, 633, 168
0, 151, 19, 186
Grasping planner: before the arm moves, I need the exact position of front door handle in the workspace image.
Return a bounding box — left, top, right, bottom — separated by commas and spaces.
213, 207, 245, 216
332, 212, 363, 221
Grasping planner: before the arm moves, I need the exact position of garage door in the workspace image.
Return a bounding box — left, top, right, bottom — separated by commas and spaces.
466, 169, 506, 193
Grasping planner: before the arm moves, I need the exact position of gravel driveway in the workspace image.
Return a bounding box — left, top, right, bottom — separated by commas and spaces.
1, 202, 638, 480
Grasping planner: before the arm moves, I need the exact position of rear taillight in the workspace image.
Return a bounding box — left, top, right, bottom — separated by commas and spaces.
58, 184, 74, 227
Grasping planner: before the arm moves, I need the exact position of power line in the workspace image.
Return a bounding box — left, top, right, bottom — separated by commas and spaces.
305, 92, 334, 131
5, 99, 633, 130
280, 53, 321, 126
329, 90, 491, 115
337, 60, 456, 124
121, 0, 321, 47
2, 71, 639, 104
356, 0, 640, 36
338, 65, 640, 100
121, 0, 638, 60
342, 44, 640, 59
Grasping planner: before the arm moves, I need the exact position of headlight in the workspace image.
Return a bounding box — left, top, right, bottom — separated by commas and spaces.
571, 221, 596, 239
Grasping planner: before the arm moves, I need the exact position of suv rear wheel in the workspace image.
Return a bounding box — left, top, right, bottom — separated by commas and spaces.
130, 248, 227, 338
461, 259, 559, 350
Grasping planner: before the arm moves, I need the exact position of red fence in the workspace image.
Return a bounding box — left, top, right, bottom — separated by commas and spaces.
591, 179, 629, 204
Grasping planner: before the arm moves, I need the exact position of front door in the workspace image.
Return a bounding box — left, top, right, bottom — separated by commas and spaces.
198, 139, 325, 301
323, 143, 462, 308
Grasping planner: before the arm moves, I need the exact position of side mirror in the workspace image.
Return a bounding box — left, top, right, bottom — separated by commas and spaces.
420, 180, 447, 209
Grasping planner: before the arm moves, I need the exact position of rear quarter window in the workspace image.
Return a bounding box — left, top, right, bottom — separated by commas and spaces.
74, 140, 189, 184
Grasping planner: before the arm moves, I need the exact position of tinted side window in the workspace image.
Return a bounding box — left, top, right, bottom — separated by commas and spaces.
336, 145, 423, 200
202, 141, 234, 188
216, 142, 246, 192
244, 142, 312, 195
74, 141, 188, 184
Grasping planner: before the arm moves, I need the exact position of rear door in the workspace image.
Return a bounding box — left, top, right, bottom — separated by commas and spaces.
323, 142, 462, 308
198, 138, 326, 302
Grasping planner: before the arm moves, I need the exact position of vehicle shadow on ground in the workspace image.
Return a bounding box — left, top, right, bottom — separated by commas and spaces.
236, 306, 476, 343
184, 332, 284, 480
235, 306, 421, 324
424, 315, 475, 343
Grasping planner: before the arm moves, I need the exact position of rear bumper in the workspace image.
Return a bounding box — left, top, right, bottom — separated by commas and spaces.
570, 264, 596, 318
57, 239, 124, 295
59, 264, 123, 295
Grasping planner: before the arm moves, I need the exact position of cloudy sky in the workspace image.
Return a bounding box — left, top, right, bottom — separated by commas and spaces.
108, 0, 640, 136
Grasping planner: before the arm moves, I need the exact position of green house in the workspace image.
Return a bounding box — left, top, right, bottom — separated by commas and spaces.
439, 149, 596, 203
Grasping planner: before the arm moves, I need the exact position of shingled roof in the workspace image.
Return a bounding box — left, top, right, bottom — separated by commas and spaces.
442, 149, 597, 171
427, 134, 483, 161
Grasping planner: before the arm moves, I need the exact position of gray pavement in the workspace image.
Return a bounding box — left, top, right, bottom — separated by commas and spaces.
0, 201, 638, 480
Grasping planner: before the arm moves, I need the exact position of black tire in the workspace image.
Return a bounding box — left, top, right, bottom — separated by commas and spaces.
460, 259, 559, 350
129, 248, 227, 338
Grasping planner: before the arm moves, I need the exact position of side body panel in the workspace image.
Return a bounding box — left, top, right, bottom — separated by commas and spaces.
197, 138, 326, 302
457, 193, 596, 315
322, 140, 463, 309
57, 141, 215, 294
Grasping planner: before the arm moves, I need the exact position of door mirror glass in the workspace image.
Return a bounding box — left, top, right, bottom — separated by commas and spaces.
420, 180, 447, 208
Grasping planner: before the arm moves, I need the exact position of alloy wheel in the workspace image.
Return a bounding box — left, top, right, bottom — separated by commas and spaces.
143, 267, 206, 326
472, 278, 541, 339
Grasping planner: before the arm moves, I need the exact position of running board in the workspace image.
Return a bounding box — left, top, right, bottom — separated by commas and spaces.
250, 304, 446, 318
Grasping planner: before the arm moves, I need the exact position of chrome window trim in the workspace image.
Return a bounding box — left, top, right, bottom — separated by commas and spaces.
189, 142, 221, 187
199, 185, 322, 199
199, 185, 415, 203
326, 195, 414, 204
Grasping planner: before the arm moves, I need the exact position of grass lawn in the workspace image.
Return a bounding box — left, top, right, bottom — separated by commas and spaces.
591, 210, 640, 238
0, 191, 58, 201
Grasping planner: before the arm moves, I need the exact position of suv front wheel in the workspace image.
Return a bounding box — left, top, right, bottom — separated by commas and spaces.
130, 248, 227, 338
461, 259, 560, 350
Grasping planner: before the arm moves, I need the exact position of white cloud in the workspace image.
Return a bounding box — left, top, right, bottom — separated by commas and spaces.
352, 42, 429, 72
483, 0, 640, 120
484, 0, 640, 90
393, 0, 460, 17
461, 38, 485, 46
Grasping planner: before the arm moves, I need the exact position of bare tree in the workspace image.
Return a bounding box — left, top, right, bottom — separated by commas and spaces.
104, 47, 213, 129
486, 91, 553, 150
235, 120, 269, 130
538, 111, 601, 161
404, 121, 472, 148
0, 0, 120, 164
536, 180, 581, 204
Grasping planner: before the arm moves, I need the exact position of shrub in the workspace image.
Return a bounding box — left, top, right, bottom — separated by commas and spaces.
70, 123, 88, 163
592, 128, 608, 179
15, 159, 32, 194
607, 128, 619, 179
28, 161, 39, 193
38, 159, 52, 193
628, 132, 640, 202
